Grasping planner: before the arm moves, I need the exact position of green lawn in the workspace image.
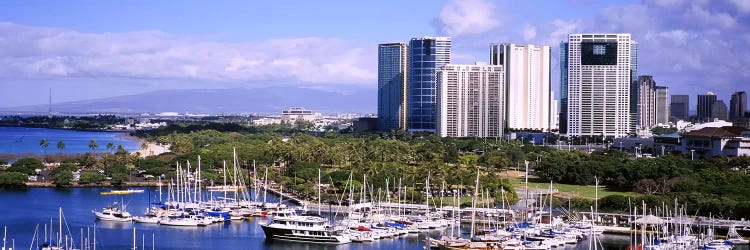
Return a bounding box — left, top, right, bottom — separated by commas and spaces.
505, 176, 637, 199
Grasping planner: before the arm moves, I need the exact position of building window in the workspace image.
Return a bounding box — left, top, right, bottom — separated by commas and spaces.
593, 44, 606, 55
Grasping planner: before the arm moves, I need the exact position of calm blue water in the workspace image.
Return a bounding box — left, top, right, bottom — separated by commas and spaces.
0, 188, 640, 250
0, 127, 139, 155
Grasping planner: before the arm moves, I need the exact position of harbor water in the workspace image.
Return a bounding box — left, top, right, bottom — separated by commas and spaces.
0, 127, 139, 155
0, 187, 655, 250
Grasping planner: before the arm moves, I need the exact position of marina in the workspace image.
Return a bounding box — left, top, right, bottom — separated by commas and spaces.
2, 162, 750, 250
0, 188, 637, 250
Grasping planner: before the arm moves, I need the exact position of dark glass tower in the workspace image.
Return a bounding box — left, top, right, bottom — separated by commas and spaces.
670, 95, 689, 121
559, 42, 568, 134
407, 37, 451, 132
697, 92, 717, 122
730, 91, 747, 121
377, 43, 408, 131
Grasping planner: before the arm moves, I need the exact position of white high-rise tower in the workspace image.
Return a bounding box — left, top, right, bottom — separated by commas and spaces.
436, 63, 505, 138
564, 33, 637, 138
490, 43, 552, 131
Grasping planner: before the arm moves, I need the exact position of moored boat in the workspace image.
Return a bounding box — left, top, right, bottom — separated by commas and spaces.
260, 215, 350, 244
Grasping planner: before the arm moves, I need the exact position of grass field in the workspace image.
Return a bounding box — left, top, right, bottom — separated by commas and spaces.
503, 174, 637, 199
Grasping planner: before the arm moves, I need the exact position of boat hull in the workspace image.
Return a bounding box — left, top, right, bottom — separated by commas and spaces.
260, 224, 348, 244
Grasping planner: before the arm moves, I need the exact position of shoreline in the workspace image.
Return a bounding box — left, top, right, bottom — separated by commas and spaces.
24, 181, 166, 188
0, 124, 133, 133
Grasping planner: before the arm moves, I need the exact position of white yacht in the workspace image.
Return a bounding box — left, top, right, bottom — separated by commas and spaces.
260, 215, 351, 244
92, 202, 133, 222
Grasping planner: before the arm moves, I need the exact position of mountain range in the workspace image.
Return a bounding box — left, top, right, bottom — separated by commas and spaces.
2, 87, 376, 114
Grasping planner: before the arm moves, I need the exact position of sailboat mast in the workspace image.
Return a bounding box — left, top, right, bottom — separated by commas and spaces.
132, 227, 136, 250
233, 148, 238, 205
58, 207, 62, 249
252, 160, 257, 202
425, 172, 430, 220
470, 170, 479, 239
524, 160, 529, 223
263, 167, 268, 204
549, 180, 553, 226
318, 168, 322, 215
197, 155, 202, 204
223, 161, 227, 205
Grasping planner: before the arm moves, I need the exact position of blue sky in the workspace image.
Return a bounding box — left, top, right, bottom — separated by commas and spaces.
0, 0, 748, 110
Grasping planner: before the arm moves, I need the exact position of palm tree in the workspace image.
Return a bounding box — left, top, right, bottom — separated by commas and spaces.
106, 142, 114, 154
40, 138, 49, 162
56, 140, 65, 163
88, 140, 99, 153
140, 141, 149, 157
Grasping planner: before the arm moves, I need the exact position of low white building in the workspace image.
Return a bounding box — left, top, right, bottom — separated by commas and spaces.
680, 120, 733, 132
681, 126, 750, 158
281, 107, 320, 123
252, 117, 282, 126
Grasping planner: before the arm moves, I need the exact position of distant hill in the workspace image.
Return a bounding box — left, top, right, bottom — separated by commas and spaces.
3, 87, 376, 114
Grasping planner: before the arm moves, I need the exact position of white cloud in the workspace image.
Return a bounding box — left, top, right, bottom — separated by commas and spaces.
545, 19, 580, 46
522, 24, 537, 42
730, 0, 750, 13
434, 0, 501, 37
649, 0, 684, 8
686, 4, 736, 28
0, 22, 376, 86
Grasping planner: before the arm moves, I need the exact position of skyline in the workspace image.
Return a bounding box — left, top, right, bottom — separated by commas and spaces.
0, 0, 748, 112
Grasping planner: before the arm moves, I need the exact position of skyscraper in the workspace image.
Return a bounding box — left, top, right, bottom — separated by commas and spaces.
377, 43, 408, 131
637, 75, 656, 129
697, 92, 717, 122
670, 95, 689, 121
490, 43, 552, 131
559, 42, 569, 135
562, 33, 636, 138
730, 91, 748, 121
436, 63, 505, 138
655, 86, 669, 124
407, 36, 451, 132
712, 100, 728, 121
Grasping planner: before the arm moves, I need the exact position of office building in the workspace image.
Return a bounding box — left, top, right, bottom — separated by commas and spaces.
559, 42, 569, 134
407, 36, 451, 133
629, 42, 639, 134
561, 33, 637, 138
697, 92, 717, 122
377, 43, 408, 131
281, 107, 320, 123
551, 92, 559, 131
730, 91, 747, 121
637, 75, 657, 129
712, 100, 728, 121
490, 43, 552, 131
436, 63, 505, 138
670, 94, 689, 121
656, 86, 669, 124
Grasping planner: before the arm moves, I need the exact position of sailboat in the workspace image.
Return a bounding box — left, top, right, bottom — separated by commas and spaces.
40, 207, 80, 250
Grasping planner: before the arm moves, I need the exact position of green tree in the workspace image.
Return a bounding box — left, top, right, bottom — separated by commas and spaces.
169, 134, 194, 154
88, 140, 99, 153
110, 172, 128, 186
79, 172, 106, 183
106, 142, 114, 154
50, 163, 78, 177
40, 138, 49, 162
9, 157, 43, 175
0, 172, 28, 188
52, 171, 74, 187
